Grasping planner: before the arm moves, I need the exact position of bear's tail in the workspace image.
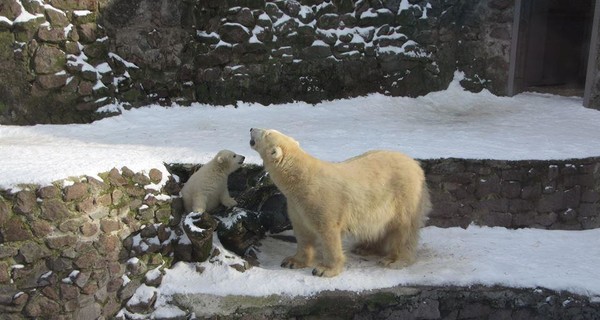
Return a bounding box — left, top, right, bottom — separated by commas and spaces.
418, 182, 432, 227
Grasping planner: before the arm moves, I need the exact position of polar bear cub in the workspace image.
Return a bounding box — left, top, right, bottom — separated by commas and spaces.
181, 150, 245, 213
249, 128, 431, 277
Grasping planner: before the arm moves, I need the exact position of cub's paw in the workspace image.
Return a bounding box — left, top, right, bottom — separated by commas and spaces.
222, 198, 238, 208
281, 256, 309, 269
312, 264, 342, 277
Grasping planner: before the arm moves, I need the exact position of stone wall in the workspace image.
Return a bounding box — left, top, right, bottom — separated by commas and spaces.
0, 157, 598, 318
424, 157, 600, 230
0, 0, 514, 124
0, 167, 183, 319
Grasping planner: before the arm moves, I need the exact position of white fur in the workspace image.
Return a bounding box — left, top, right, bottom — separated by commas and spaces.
181, 150, 244, 213
250, 128, 431, 277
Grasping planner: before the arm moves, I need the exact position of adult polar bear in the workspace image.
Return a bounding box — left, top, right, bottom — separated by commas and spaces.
249, 128, 431, 277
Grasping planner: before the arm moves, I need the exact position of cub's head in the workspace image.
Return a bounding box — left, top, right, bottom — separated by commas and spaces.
214, 149, 245, 173
249, 128, 300, 165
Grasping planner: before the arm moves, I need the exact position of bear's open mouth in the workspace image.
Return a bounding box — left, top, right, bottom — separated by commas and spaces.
249, 139, 255, 147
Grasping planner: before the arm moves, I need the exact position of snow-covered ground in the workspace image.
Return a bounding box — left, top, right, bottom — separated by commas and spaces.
152, 226, 600, 302
1, 74, 600, 318
1, 73, 600, 190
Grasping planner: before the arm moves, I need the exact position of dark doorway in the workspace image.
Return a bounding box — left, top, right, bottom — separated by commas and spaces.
511, 0, 595, 97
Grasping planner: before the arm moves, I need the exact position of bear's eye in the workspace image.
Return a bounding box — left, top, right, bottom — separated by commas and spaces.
233, 155, 237, 158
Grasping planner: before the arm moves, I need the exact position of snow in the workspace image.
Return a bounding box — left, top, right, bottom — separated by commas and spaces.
73, 10, 92, 17
1, 72, 600, 190
184, 213, 205, 233
1, 71, 600, 317
0, 16, 13, 26
153, 226, 600, 298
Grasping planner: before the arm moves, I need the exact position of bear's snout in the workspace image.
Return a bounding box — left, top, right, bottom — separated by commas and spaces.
239, 156, 245, 164
249, 128, 258, 148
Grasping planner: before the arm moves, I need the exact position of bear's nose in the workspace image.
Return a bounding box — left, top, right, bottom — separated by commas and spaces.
250, 128, 254, 132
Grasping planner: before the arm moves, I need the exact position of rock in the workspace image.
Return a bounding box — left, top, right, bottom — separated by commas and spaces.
23, 293, 60, 318
49, 0, 97, 10
36, 73, 68, 90
317, 13, 340, 29
40, 198, 71, 221
182, 212, 217, 262
126, 284, 157, 314
31, 220, 53, 238
77, 22, 96, 43
0, 0, 22, 21
149, 168, 163, 184
75, 301, 102, 320
44, 6, 69, 27
37, 26, 67, 43
80, 221, 99, 237
219, 23, 251, 43
282, 0, 301, 17
3, 217, 33, 242
236, 7, 255, 28
18, 241, 50, 264
216, 207, 265, 256
0, 198, 9, 226
301, 42, 332, 59
45, 234, 78, 249
33, 45, 66, 74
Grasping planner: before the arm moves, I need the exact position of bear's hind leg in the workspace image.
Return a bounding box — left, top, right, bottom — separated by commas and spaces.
351, 240, 385, 257
378, 222, 418, 268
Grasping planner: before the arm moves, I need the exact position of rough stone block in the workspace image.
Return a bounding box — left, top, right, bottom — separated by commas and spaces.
581, 189, 600, 203
80, 221, 99, 237
500, 181, 521, 199
37, 185, 61, 199
40, 198, 71, 221
64, 182, 90, 201
37, 72, 69, 90
520, 183, 541, 200
578, 203, 598, 218
33, 45, 66, 74
534, 212, 558, 227
558, 208, 578, 223
537, 193, 566, 212
3, 217, 33, 242
14, 189, 38, 215
23, 293, 60, 318
74, 249, 100, 269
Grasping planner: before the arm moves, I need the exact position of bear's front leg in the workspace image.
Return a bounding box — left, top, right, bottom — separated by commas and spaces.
281, 213, 316, 269
219, 190, 237, 208
281, 238, 315, 269
312, 228, 345, 277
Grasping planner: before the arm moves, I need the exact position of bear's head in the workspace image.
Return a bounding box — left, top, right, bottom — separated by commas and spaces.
215, 149, 245, 173
249, 128, 300, 165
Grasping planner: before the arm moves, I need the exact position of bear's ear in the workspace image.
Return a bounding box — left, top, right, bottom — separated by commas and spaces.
216, 156, 224, 164
270, 146, 283, 161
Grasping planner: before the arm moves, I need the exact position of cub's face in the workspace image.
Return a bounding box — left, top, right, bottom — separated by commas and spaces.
249, 128, 299, 164
216, 149, 245, 173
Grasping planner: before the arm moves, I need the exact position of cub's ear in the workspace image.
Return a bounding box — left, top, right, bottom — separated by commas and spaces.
216, 156, 224, 164
270, 146, 283, 161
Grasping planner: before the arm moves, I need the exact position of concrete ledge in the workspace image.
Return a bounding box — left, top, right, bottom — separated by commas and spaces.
170, 285, 600, 319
